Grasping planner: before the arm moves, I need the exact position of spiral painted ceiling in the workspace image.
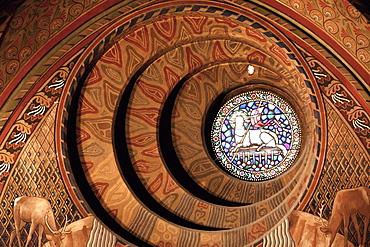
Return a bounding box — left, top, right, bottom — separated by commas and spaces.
0, 0, 369, 246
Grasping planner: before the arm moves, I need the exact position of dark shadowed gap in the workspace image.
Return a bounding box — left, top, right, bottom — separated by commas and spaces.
113, 61, 224, 231
158, 73, 248, 207
66, 69, 154, 247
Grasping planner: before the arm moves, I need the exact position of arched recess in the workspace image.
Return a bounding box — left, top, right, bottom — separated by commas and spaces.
0, 0, 368, 246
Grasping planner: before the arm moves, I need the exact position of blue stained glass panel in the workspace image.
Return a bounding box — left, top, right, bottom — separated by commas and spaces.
211, 91, 301, 181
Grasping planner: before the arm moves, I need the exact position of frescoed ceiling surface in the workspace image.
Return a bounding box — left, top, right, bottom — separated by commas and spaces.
0, 1, 369, 247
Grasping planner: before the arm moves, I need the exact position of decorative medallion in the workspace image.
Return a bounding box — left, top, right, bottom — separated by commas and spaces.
211, 91, 301, 181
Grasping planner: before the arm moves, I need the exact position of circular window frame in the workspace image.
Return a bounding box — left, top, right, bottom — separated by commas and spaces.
211, 89, 302, 181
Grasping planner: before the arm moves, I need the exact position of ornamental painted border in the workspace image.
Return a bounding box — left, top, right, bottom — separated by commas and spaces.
212, 91, 302, 181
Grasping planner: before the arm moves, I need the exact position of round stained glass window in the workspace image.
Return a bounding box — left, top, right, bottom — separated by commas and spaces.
211, 91, 301, 181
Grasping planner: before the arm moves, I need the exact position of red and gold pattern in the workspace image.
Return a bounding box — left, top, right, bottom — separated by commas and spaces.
258, 0, 370, 81
0, 0, 368, 246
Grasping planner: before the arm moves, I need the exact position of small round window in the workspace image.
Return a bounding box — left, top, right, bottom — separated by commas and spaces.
211, 91, 301, 181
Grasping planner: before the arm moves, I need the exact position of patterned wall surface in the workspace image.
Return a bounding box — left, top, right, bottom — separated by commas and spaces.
0, 106, 83, 246
299, 44, 370, 244
0, 0, 368, 246
257, 0, 370, 87
305, 100, 370, 245
280, 0, 370, 68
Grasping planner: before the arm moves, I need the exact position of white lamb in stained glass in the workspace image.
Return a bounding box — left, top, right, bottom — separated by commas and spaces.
230, 114, 287, 156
